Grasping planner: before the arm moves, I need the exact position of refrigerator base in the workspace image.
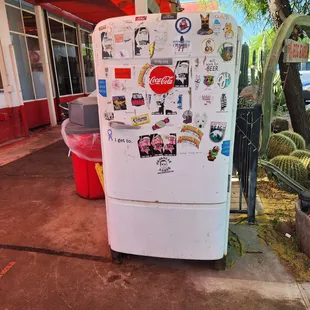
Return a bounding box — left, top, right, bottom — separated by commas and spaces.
106, 197, 228, 260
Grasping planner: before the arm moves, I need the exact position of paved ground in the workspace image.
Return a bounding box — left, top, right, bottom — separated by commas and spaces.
0, 138, 309, 309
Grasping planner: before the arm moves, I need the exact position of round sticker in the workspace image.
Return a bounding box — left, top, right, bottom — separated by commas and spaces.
175, 17, 192, 34
201, 38, 215, 54
149, 66, 175, 94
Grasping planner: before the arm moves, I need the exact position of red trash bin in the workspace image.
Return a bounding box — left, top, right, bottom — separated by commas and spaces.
62, 119, 104, 199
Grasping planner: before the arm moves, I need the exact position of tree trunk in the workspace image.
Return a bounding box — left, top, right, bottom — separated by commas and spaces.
268, 0, 310, 144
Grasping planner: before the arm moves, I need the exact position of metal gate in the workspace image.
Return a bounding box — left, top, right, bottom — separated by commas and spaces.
232, 104, 262, 223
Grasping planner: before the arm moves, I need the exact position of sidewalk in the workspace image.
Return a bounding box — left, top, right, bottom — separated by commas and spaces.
0, 128, 309, 309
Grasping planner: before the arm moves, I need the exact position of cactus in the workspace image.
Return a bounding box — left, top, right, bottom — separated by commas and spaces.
306, 109, 310, 128
281, 131, 306, 150
291, 150, 310, 178
238, 42, 249, 94
251, 49, 256, 87
271, 117, 289, 133
266, 133, 296, 159
270, 155, 308, 186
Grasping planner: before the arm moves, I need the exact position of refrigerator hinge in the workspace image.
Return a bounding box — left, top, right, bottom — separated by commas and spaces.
227, 174, 231, 192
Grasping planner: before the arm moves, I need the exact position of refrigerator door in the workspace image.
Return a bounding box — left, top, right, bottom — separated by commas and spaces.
95, 13, 239, 204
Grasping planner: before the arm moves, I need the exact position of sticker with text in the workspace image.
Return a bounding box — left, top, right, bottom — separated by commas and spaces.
161, 13, 177, 20
203, 75, 215, 88
152, 118, 170, 130
178, 124, 204, 149
98, 79, 107, 97
131, 113, 150, 126
101, 31, 113, 59
201, 94, 214, 106
138, 64, 152, 88
213, 18, 221, 35
135, 27, 150, 57
210, 121, 227, 143
197, 14, 213, 35
112, 95, 127, 111
174, 61, 189, 88
157, 157, 173, 174
152, 94, 177, 116
221, 140, 230, 156
219, 93, 227, 112
208, 146, 220, 161
131, 93, 145, 106
205, 59, 219, 73
172, 35, 191, 55
136, 16, 147, 21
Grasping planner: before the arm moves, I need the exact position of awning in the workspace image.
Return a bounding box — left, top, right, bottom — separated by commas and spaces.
30, 0, 171, 27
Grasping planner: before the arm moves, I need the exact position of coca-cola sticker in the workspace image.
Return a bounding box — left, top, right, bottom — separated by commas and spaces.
149, 66, 175, 95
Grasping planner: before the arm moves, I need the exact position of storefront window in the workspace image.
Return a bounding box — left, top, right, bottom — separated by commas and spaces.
5, 0, 46, 100
48, 15, 82, 95
81, 29, 95, 93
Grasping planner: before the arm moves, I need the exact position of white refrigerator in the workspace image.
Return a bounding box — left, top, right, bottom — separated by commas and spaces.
93, 12, 242, 260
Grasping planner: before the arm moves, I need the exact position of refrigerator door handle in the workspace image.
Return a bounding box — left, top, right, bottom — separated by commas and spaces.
109, 121, 141, 129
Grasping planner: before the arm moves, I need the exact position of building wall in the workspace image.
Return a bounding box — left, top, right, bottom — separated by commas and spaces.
0, 0, 26, 144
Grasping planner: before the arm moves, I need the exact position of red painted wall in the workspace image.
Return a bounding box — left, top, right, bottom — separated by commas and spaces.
0, 106, 25, 145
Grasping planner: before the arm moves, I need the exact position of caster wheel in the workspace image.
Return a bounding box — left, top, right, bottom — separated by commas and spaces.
110, 248, 123, 264
213, 256, 226, 271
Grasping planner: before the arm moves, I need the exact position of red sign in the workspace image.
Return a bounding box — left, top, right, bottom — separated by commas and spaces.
135, 16, 147, 21
284, 39, 309, 63
114, 68, 131, 79
149, 66, 175, 94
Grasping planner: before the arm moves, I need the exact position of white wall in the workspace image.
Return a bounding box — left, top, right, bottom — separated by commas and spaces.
0, 0, 22, 109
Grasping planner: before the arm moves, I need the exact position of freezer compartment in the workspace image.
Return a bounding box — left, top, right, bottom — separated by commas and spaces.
107, 197, 227, 260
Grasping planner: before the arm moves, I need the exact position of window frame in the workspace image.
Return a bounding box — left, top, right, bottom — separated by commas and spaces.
48, 14, 83, 96
5, 1, 44, 101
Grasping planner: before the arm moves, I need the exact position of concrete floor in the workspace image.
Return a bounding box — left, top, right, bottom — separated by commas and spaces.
0, 139, 309, 309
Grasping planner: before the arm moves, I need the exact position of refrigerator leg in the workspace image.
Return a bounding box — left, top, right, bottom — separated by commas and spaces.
213, 255, 227, 271
110, 248, 124, 264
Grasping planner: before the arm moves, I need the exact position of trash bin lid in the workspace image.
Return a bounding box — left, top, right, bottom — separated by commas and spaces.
64, 121, 100, 134
299, 190, 310, 202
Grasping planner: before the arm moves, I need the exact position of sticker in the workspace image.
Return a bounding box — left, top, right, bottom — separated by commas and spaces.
104, 111, 114, 120
197, 14, 213, 35
175, 17, 192, 34
131, 113, 150, 126
201, 94, 214, 106
213, 19, 221, 35
224, 23, 234, 39
138, 134, 177, 158
152, 94, 177, 115
201, 38, 215, 54
131, 93, 145, 106
208, 146, 220, 161
115, 68, 131, 79
112, 95, 127, 111
177, 94, 183, 109
178, 136, 201, 149
182, 110, 192, 124
107, 129, 113, 141
210, 122, 227, 142
104, 67, 109, 78
99, 25, 106, 31
221, 140, 230, 156
149, 42, 155, 58
217, 72, 231, 89
114, 33, 124, 43
135, 27, 150, 56
149, 66, 175, 94
172, 36, 191, 55
181, 125, 204, 140
194, 75, 201, 90
174, 61, 189, 88
220, 94, 227, 112
194, 113, 207, 129
203, 75, 214, 87
101, 32, 113, 58
219, 43, 234, 61
205, 59, 219, 72
138, 64, 152, 88
151, 58, 173, 66
194, 58, 199, 69
136, 16, 147, 21
112, 80, 126, 91
154, 23, 168, 53
157, 157, 173, 174
161, 13, 177, 20
98, 79, 107, 97
152, 117, 170, 130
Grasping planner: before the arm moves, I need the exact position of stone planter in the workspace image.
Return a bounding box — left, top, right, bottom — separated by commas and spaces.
296, 201, 310, 258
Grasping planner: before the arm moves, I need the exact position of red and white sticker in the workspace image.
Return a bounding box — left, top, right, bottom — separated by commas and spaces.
136, 16, 147, 21
115, 68, 131, 79
149, 66, 175, 94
